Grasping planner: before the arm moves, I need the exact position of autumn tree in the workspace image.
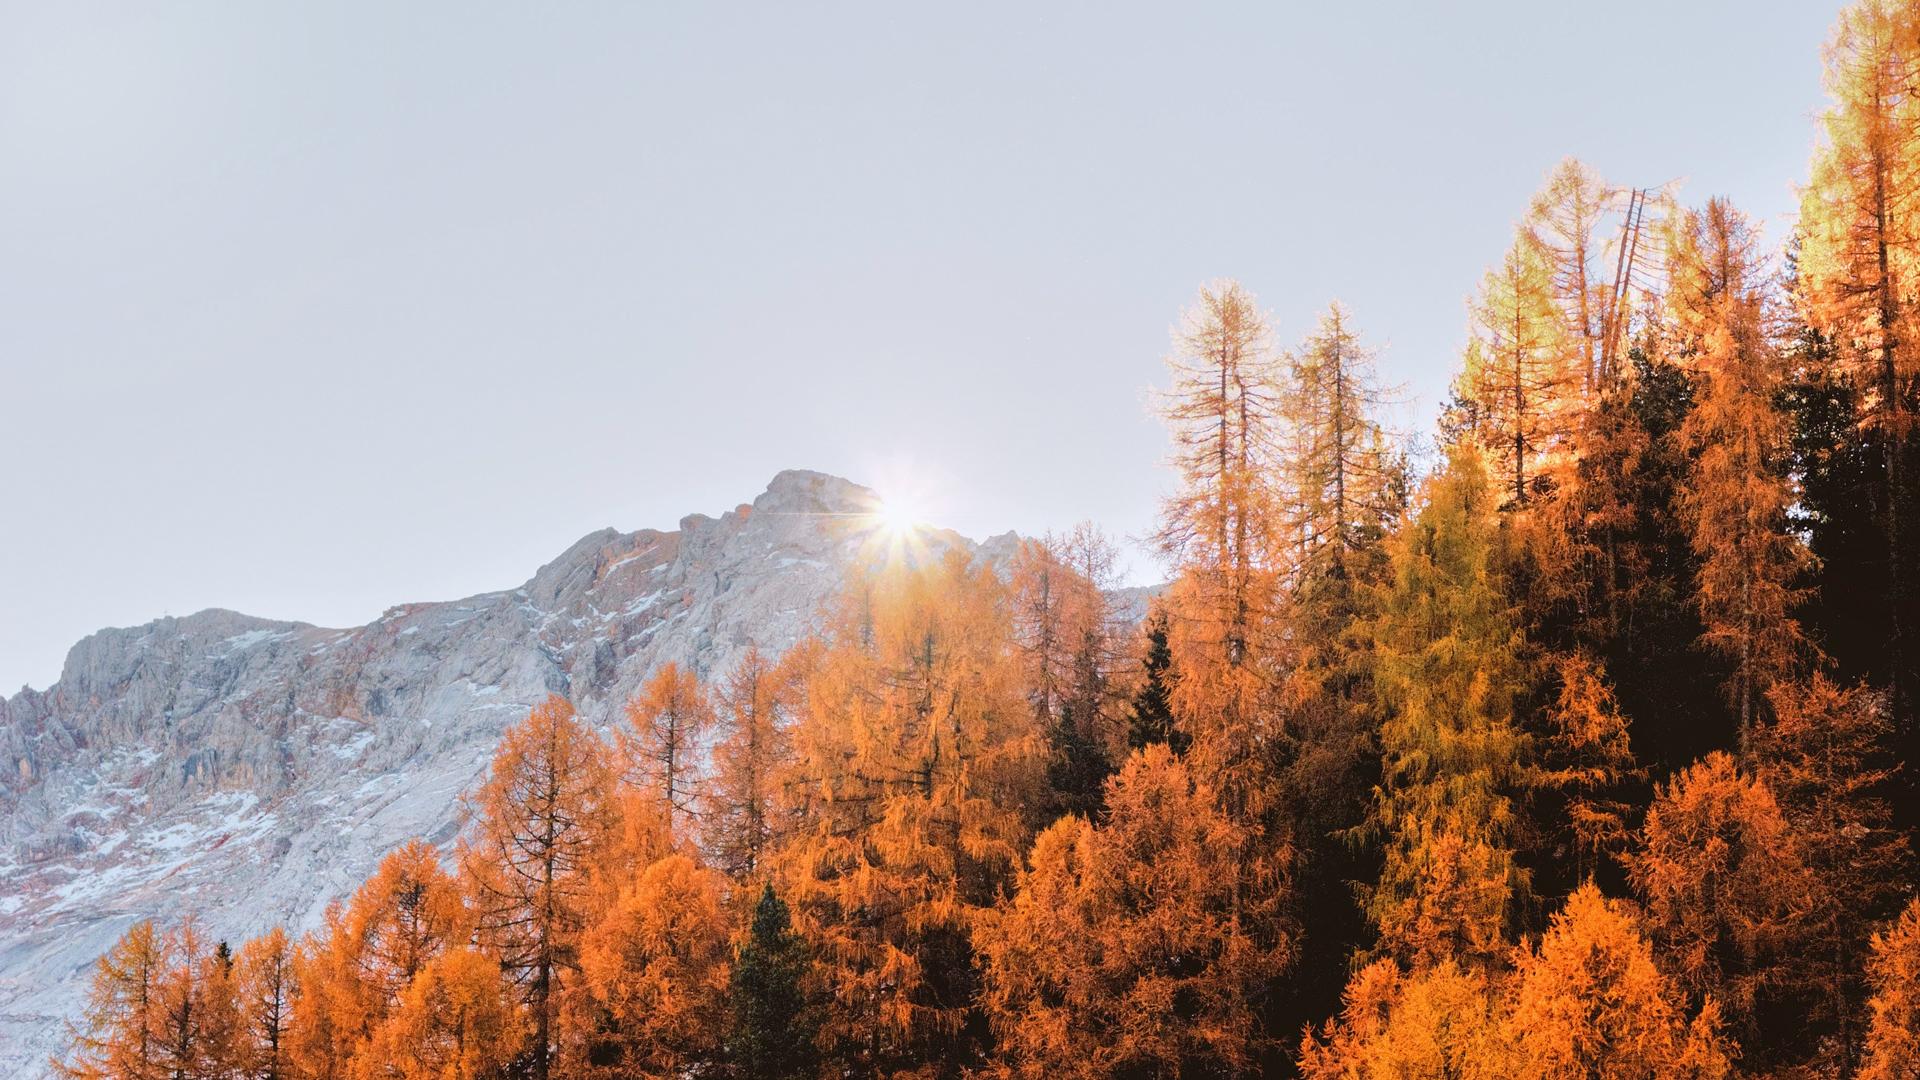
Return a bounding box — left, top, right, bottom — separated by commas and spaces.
1525, 158, 1615, 388
1458, 232, 1579, 508
1666, 198, 1812, 743
368, 947, 523, 1080
1860, 897, 1920, 1080
1280, 303, 1402, 575
1528, 651, 1638, 881
1362, 445, 1529, 971
1009, 526, 1123, 819
55, 920, 166, 1080
1297, 958, 1497, 1080
348, 839, 469, 1014
461, 695, 617, 1080
572, 853, 731, 1077
232, 926, 296, 1080
622, 663, 714, 839
287, 904, 358, 1080
1752, 676, 1912, 1070
774, 553, 1045, 1074
1148, 283, 1296, 1048
1272, 302, 1404, 1042
1152, 280, 1287, 813
150, 920, 233, 1080
1499, 884, 1732, 1080
1799, 0, 1920, 744
726, 884, 818, 1080
978, 745, 1291, 1078
1276, 303, 1402, 720
704, 646, 792, 880
1629, 751, 1811, 1056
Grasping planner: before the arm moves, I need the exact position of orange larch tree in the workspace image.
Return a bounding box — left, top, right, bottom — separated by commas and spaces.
621, 662, 714, 840
1799, 0, 1920, 740
1629, 751, 1812, 1055
1008, 527, 1123, 819
978, 745, 1293, 1078
367, 946, 523, 1080
460, 695, 617, 1080
232, 926, 297, 1080
773, 553, 1045, 1075
1458, 232, 1580, 510
1152, 279, 1289, 819
54, 919, 167, 1080
1667, 198, 1812, 745
149, 919, 232, 1080
1362, 445, 1529, 972
571, 852, 732, 1077
1752, 675, 1912, 1070
703, 645, 793, 881
1860, 897, 1920, 1080
1297, 957, 1497, 1079
1500, 884, 1732, 1080
346, 839, 469, 1015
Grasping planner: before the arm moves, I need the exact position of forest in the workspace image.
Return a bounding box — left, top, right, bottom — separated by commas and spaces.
52, 2, 1920, 1078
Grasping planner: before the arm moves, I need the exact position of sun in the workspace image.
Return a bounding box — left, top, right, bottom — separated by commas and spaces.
874, 495, 925, 537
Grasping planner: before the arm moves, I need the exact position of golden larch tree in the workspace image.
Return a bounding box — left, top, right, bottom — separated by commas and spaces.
149, 919, 233, 1080
571, 852, 732, 1077
1499, 884, 1732, 1080
461, 695, 617, 1080
1297, 957, 1498, 1080
54, 920, 167, 1080
1753, 675, 1912, 1070
367, 947, 523, 1080
703, 646, 793, 881
1860, 897, 1920, 1080
232, 926, 297, 1080
1799, 0, 1920, 733
1363, 445, 1529, 971
1458, 232, 1581, 509
1008, 526, 1124, 818
346, 838, 469, 1013
621, 662, 714, 840
1152, 280, 1288, 816
978, 745, 1293, 1078
1667, 198, 1812, 744
773, 553, 1044, 1075
1524, 158, 1615, 389
1629, 751, 1812, 1049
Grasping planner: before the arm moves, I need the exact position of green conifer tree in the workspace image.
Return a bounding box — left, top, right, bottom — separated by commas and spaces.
727, 884, 817, 1080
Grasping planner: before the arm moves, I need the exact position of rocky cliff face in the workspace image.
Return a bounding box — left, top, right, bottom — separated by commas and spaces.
0, 469, 996, 1076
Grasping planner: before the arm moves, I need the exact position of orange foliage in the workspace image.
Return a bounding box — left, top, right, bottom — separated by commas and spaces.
773, 553, 1044, 1072
1502, 885, 1731, 1079
1860, 898, 1920, 1080
365, 947, 523, 1080
1298, 957, 1496, 1079
704, 646, 793, 880
460, 695, 618, 1080
978, 746, 1291, 1078
572, 853, 731, 1077
621, 662, 713, 838
1629, 752, 1811, 1037
1667, 198, 1812, 741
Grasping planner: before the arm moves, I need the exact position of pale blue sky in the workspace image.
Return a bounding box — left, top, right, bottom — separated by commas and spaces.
1, 1, 1844, 691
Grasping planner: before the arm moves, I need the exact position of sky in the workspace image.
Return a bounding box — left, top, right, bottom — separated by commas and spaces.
0, 1, 1848, 693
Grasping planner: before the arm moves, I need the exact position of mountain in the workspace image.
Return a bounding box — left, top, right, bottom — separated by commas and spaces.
0, 469, 1021, 1077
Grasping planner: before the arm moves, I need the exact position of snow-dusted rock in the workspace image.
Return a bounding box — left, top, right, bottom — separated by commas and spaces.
0, 469, 987, 1077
